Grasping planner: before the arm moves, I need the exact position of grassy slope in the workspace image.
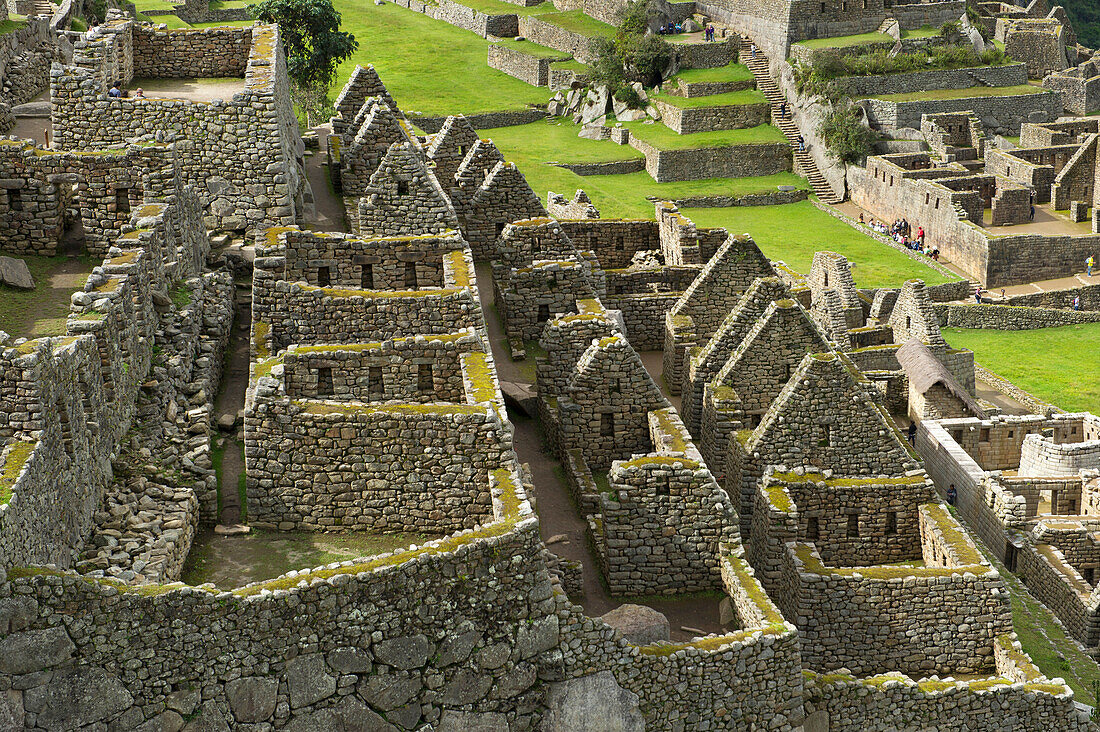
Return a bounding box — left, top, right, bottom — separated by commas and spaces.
454, 0, 555, 16
651, 88, 767, 108
491, 38, 570, 59
943, 323, 1100, 413
331, 0, 548, 115
688, 201, 956, 288
538, 9, 616, 38
624, 121, 788, 148
796, 31, 893, 49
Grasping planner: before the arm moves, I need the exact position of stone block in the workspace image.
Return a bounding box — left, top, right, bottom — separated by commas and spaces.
287, 653, 337, 709
599, 603, 671, 645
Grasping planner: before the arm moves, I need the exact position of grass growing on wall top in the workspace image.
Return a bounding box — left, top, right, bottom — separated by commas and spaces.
623, 122, 787, 149
330, 0, 548, 116
943, 324, 1100, 413
452, 0, 555, 16
650, 88, 767, 108
866, 84, 1045, 102
537, 10, 616, 38
687, 201, 957, 289
668, 62, 754, 85
490, 38, 570, 59
795, 31, 893, 49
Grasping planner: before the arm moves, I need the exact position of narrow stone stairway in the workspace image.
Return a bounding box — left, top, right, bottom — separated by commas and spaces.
32, 0, 54, 17
739, 37, 843, 204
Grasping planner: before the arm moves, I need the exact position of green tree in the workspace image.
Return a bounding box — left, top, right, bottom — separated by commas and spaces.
250, 0, 358, 90
818, 102, 875, 164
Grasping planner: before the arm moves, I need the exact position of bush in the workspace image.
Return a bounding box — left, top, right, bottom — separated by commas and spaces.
587, 0, 671, 99
818, 103, 875, 164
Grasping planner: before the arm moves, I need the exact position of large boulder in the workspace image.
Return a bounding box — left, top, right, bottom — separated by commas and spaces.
600, 603, 670, 644
0, 256, 34, 290
287, 653, 337, 709
23, 667, 134, 729
0, 626, 74, 674
541, 671, 644, 732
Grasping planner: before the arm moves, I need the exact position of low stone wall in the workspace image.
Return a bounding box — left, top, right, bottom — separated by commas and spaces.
629, 136, 791, 182
832, 63, 1028, 98
173, 0, 251, 24
861, 90, 1063, 136
487, 43, 568, 87
671, 36, 738, 69
415, 108, 548, 133
393, 0, 518, 38
131, 23, 252, 78
673, 188, 807, 207
1002, 281, 1100, 311
1017, 541, 1100, 648
935, 302, 1100, 329
673, 75, 754, 98
1044, 65, 1100, 116
652, 97, 770, 134
802, 655, 1088, 732
551, 158, 646, 175
518, 16, 599, 64
603, 291, 683, 350
0, 18, 58, 113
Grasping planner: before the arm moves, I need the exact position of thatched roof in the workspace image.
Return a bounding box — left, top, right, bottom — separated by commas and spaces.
896, 339, 985, 418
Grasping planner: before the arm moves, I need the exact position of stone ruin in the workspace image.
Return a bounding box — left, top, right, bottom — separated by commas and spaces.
0, 23, 1093, 731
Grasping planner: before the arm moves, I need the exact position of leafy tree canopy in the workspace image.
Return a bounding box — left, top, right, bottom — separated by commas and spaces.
251, 0, 358, 89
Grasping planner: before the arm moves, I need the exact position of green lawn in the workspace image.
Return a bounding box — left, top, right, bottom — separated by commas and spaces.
482, 120, 808, 218
550, 59, 591, 74
491, 38, 570, 59
669, 62, 753, 85
132, 0, 179, 11
625, 122, 787, 149
900, 24, 941, 39
687, 201, 957, 288
943, 323, 1100, 413
454, 0, 555, 16
0, 18, 28, 34
209, 0, 252, 8
331, 0, 548, 115
868, 85, 1045, 102
192, 20, 255, 27
795, 32, 893, 49
538, 9, 616, 38
652, 88, 767, 108
0, 254, 93, 341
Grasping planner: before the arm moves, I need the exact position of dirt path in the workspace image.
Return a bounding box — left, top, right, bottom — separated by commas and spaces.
473, 264, 724, 639
304, 124, 347, 232
213, 295, 251, 525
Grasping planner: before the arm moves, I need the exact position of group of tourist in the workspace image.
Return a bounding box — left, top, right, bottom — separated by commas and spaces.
656, 21, 717, 40
108, 81, 145, 99
859, 213, 938, 260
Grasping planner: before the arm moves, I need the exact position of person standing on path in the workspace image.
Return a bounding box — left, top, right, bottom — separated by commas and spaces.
1088, 255, 1095, 277
797, 135, 805, 153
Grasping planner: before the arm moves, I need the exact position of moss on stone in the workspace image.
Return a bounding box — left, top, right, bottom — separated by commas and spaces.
652, 409, 689, 453
253, 321, 271, 359
0, 440, 36, 505
463, 351, 497, 404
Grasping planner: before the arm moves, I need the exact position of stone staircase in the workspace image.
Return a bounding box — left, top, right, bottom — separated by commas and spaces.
31, 0, 54, 17
740, 37, 843, 204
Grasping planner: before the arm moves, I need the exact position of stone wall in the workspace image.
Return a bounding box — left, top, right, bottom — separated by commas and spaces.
0, 165, 216, 570
630, 136, 791, 182
393, 0, 519, 38
652, 97, 770, 134
487, 43, 567, 87
833, 62, 1028, 98
557, 218, 661, 269
600, 409, 738, 595
131, 23, 251, 78
802, 643, 1089, 732
172, 0, 252, 24
861, 89, 1063, 136
935, 302, 1100, 329
1019, 431, 1100, 476
51, 21, 307, 233
1043, 59, 1100, 115
781, 505, 1012, 677
0, 17, 60, 114
518, 16, 599, 65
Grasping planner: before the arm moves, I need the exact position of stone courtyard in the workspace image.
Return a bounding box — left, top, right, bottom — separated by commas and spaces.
1, 0, 1100, 729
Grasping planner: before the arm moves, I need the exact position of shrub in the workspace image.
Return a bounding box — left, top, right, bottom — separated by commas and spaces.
587, 0, 671, 102
619, 33, 671, 87
818, 103, 875, 164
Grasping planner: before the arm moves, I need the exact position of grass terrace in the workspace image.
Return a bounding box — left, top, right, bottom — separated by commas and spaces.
944, 323, 1100, 413
687, 201, 957, 288
550, 59, 591, 74
132, 0, 179, 11
866, 84, 1045, 102
795, 31, 893, 49
491, 37, 570, 59
482, 119, 807, 218
668, 62, 754, 85
454, 0, 555, 15
624, 122, 787, 148
651, 88, 767, 108
331, 0, 548, 115
537, 9, 617, 38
